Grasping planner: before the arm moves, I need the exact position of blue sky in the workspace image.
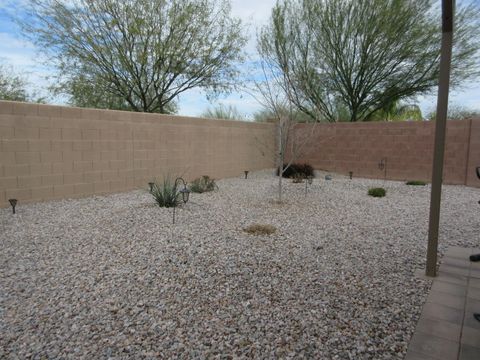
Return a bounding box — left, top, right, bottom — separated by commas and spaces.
0, 0, 479, 119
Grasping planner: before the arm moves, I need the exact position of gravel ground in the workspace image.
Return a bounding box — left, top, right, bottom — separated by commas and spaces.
1, 170, 479, 359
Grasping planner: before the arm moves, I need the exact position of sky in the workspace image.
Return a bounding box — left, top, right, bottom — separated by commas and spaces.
0, 0, 479, 119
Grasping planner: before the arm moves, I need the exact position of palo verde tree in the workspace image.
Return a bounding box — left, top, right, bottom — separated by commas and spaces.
19, 0, 246, 113
259, 0, 480, 122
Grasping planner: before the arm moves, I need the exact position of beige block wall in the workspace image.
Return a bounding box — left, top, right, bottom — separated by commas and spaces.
0, 101, 276, 207
466, 119, 480, 187
290, 119, 480, 187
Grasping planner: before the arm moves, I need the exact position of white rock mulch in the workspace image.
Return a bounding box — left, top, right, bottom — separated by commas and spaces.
1, 170, 479, 359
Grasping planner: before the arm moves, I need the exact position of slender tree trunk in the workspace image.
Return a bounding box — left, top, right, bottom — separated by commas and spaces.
277, 122, 284, 202
278, 173, 283, 203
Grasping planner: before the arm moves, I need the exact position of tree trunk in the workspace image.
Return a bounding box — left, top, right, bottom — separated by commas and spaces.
277, 122, 284, 202
278, 173, 283, 203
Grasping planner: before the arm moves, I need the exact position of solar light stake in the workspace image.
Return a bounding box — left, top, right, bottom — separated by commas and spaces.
244, 171, 249, 179
172, 177, 190, 224
305, 175, 313, 197
378, 158, 387, 181
349, 171, 353, 180
8, 199, 17, 214
148, 182, 155, 192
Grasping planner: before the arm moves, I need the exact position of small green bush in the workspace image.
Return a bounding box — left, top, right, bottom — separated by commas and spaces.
368, 187, 386, 197
189, 175, 217, 193
149, 177, 180, 207
406, 180, 427, 186
277, 163, 314, 179
292, 173, 305, 183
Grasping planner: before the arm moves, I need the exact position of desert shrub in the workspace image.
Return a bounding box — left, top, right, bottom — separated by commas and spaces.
189, 175, 217, 193
368, 187, 386, 197
149, 177, 180, 207
406, 180, 427, 186
243, 224, 277, 235
277, 163, 314, 178
292, 173, 305, 183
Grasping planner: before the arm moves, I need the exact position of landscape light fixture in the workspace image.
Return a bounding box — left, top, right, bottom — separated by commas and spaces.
378, 158, 387, 181
305, 175, 314, 197
349, 171, 353, 180
477, 167, 480, 205
148, 182, 155, 192
172, 177, 190, 224
8, 199, 17, 214
244, 170, 249, 179
378, 158, 385, 171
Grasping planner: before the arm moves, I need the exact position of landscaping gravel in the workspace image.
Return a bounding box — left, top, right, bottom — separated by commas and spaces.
1, 170, 479, 359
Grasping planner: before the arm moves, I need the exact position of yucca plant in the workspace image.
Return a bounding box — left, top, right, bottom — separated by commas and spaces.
149, 177, 180, 208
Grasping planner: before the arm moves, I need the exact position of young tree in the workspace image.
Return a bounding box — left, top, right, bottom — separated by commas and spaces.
253, 60, 318, 203
259, 0, 480, 122
19, 0, 246, 113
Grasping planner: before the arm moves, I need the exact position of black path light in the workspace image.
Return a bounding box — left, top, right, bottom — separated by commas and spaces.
378, 158, 387, 181
349, 171, 353, 180
244, 170, 249, 179
304, 175, 314, 197
8, 199, 17, 214
148, 182, 155, 192
172, 177, 190, 224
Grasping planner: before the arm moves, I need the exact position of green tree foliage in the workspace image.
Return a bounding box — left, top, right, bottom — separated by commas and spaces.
20, 0, 246, 113
201, 104, 245, 120
427, 104, 480, 121
259, 0, 480, 122
253, 107, 311, 123
0, 63, 29, 101
0, 62, 46, 103
367, 101, 423, 122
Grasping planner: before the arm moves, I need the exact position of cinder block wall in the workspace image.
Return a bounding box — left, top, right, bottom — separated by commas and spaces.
0, 101, 276, 207
290, 119, 480, 187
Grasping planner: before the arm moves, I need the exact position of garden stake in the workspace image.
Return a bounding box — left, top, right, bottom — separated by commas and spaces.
8, 199, 17, 214
172, 177, 190, 224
